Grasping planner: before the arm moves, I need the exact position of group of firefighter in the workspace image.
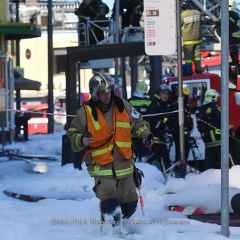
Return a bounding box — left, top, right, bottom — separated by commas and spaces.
128, 79, 237, 177
65, 0, 240, 229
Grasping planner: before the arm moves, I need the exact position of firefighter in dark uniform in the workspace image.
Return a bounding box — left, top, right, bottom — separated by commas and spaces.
128, 80, 151, 115
128, 80, 152, 161
181, 0, 202, 74
146, 84, 176, 171
197, 89, 221, 169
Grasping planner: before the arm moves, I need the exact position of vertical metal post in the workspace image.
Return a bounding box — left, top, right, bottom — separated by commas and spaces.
47, 0, 54, 133
176, 0, 185, 166
15, 0, 21, 111
203, 0, 207, 11
149, 56, 162, 95
220, 0, 229, 237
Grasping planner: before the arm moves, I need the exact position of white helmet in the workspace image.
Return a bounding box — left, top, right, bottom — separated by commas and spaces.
204, 89, 219, 104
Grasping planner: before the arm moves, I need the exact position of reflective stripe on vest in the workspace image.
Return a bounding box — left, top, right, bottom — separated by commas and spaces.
85, 105, 100, 130
89, 165, 134, 177
92, 144, 113, 157
232, 31, 240, 38
116, 121, 131, 128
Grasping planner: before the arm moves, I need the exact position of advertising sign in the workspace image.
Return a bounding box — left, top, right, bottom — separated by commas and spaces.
144, 0, 176, 55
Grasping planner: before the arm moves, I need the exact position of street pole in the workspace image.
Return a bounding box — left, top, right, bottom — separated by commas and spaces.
176, 0, 185, 170
15, 0, 21, 111
47, 0, 54, 133
220, 0, 229, 237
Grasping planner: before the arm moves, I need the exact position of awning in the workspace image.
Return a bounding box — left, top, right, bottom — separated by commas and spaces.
15, 77, 41, 91
0, 22, 41, 40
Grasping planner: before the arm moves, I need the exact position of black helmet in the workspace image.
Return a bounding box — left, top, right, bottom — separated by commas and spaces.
181, 0, 196, 10
89, 72, 113, 101
158, 84, 171, 94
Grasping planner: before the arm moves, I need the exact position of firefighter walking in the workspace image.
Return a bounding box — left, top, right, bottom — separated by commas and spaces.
67, 72, 151, 228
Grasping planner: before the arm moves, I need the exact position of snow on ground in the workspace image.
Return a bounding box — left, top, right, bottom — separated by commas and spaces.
0, 132, 240, 239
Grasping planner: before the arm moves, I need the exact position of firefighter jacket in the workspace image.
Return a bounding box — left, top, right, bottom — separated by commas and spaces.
181, 9, 201, 45
146, 94, 177, 137
197, 102, 221, 146
67, 96, 151, 178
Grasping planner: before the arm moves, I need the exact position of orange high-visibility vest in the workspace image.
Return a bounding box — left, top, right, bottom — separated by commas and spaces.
84, 105, 133, 165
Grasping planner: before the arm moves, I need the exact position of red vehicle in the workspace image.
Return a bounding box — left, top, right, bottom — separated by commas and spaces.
21, 103, 48, 135
165, 72, 240, 131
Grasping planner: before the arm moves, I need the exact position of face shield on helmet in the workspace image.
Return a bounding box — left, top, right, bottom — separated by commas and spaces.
89, 72, 113, 101
204, 89, 219, 104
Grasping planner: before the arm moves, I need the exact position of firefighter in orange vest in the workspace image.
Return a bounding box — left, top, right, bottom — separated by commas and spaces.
67, 72, 151, 226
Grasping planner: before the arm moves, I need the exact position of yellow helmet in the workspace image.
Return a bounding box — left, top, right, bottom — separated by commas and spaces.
183, 86, 190, 96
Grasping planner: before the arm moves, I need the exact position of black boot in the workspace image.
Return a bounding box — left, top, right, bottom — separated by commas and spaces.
121, 201, 138, 219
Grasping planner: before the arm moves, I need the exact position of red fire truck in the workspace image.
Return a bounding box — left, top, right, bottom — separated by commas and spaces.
166, 72, 240, 131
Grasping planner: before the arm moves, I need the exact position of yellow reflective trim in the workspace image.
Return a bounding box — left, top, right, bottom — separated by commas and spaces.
89, 165, 133, 177
75, 134, 82, 147
232, 32, 240, 38
215, 128, 221, 135
86, 106, 100, 130
162, 118, 168, 124
116, 121, 131, 128
89, 166, 113, 176
115, 166, 134, 176
183, 40, 201, 45
210, 130, 216, 142
91, 144, 113, 157
129, 99, 151, 107
116, 141, 131, 148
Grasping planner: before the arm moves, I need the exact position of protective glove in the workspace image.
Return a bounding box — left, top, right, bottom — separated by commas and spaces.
133, 166, 144, 188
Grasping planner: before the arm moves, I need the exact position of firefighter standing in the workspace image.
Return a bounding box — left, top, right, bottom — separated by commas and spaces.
128, 80, 152, 161
74, 0, 109, 45
181, 0, 202, 74
197, 89, 221, 170
146, 84, 176, 171
67, 72, 151, 226
128, 80, 151, 115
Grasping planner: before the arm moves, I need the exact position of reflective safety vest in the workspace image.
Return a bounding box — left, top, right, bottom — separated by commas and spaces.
84, 105, 133, 165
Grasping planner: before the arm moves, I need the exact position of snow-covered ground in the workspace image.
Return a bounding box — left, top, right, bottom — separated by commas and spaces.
1, 132, 240, 240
